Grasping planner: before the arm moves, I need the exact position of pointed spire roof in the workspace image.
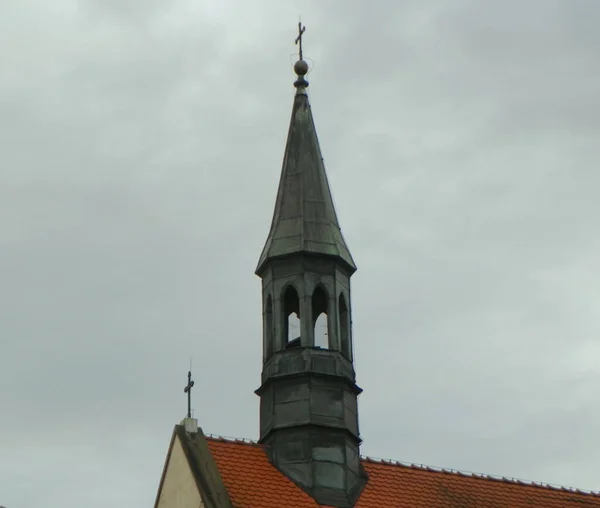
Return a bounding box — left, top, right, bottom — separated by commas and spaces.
256, 59, 356, 275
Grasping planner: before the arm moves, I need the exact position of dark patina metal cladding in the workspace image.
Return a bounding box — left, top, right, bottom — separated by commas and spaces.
255, 62, 366, 507
255, 82, 356, 276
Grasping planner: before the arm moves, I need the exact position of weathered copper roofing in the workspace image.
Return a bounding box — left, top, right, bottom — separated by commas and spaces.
255, 68, 356, 275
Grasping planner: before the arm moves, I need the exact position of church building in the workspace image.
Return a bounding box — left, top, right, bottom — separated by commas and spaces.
153, 29, 600, 508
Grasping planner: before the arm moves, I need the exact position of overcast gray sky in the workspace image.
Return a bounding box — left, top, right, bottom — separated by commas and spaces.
1, 0, 600, 506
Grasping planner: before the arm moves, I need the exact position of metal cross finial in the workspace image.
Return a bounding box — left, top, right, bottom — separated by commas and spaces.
184, 370, 194, 418
295, 21, 306, 60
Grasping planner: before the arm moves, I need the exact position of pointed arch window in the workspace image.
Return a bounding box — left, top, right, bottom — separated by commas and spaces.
339, 294, 351, 359
265, 295, 274, 359
283, 286, 301, 349
312, 286, 329, 349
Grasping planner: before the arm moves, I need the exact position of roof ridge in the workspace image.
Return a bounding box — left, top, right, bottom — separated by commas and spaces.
205, 433, 263, 447
204, 434, 600, 498
360, 456, 600, 497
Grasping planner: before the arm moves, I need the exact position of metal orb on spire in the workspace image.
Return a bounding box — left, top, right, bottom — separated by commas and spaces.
294, 59, 308, 76
293, 21, 309, 88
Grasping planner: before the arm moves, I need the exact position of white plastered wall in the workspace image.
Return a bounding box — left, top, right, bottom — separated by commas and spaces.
156, 435, 205, 508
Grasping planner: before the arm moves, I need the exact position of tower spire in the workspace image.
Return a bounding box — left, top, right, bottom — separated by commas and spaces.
254, 24, 365, 508
256, 24, 356, 277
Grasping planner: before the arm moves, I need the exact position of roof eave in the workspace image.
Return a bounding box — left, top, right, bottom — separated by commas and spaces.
255, 250, 357, 277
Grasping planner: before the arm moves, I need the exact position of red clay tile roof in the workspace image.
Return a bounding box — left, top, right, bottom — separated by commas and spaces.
206, 436, 600, 508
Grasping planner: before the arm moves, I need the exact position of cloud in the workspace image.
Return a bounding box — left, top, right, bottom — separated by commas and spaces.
1, 1, 599, 506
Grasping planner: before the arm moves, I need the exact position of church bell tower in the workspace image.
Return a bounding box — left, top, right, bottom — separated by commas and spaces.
255, 25, 366, 508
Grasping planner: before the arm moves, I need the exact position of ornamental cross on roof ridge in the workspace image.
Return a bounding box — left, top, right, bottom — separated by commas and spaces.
183, 370, 194, 418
